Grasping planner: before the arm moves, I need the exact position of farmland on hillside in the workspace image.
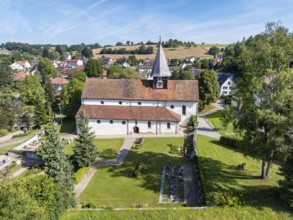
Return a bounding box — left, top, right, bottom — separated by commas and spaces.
93, 44, 226, 60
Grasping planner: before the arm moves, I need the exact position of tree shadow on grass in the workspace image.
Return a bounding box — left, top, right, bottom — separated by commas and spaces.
105, 150, 186, 194
100, 149, 118, 159
59, 117, 76, 134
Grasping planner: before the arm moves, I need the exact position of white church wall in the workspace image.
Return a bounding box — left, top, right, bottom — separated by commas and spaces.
128, 120, 157, 134
166, 101, 197, 125
159, 121, 177, 134
88, 119, 128, 135
83, 99, 131, 106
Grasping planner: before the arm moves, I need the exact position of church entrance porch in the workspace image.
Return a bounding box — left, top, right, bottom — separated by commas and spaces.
133, 126, 139, 134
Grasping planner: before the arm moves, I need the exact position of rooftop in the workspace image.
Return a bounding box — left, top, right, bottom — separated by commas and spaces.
76, 105, 181, 122
81, 78, 199, 102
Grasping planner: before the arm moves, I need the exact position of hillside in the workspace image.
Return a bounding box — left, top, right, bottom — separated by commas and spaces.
92, 44, 227, 60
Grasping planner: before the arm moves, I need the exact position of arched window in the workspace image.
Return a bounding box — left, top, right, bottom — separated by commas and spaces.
182, 105, 186, 115
119, 101, 122, 105
122, 121, 126, 125
101, 101, 104, 104
97, 120, 101, 124
167, 122, 171, 129
170, 105, 174, 109
148, 121, 151, 128
138, 102, 141, 105
109, 120, 113, 124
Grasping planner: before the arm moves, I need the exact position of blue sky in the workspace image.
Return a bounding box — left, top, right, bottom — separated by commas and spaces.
1, 0, 293, 45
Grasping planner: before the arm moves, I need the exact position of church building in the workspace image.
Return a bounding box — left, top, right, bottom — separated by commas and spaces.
75, 42, 199, 135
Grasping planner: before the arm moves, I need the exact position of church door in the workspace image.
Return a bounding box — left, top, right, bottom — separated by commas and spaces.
133, 126, 139, 134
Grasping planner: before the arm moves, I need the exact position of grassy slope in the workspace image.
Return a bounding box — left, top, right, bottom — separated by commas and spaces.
0, 144, 18, 155
196, 134, 282, 192
198, 104, 217, 115
79, 137, 185, 207
61, 200, 292, 220
65, 138, 124, 159
92, 44, 226, 60
205, 110, 234, 136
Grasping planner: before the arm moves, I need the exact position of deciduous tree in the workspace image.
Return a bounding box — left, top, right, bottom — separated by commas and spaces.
84, 58, 103, 77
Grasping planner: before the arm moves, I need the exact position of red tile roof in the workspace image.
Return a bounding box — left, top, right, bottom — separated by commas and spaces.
50, 77, 69, 85
82, 78, 199, 102
75, 105, 181, 122
13, 72, 26, 81
73, 66, 84, 71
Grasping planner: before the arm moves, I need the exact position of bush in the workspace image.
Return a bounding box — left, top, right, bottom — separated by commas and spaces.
82, 202, 96, 208
0, 129, 8, 136
206, 187, 280, 206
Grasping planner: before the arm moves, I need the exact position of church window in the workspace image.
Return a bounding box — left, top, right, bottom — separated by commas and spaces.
182, 105, 186, 115
170, 105, 174, 109
135, 120, 137, 125
119, 101, 122, 105
110, 120, 113, 124
101, 101, 104, 104
167, 122, 171, 129
97, 120, 101, 124
148, 121, 151, 128
122, 121, 126, 125
138, 102, 141, 105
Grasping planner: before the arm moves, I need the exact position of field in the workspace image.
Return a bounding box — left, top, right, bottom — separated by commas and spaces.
61, 200, 292, 220
79, 137, 185, 208
92, 44, 226, 60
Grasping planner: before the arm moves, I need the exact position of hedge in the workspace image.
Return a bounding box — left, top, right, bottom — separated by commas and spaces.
206, 187, 280, 206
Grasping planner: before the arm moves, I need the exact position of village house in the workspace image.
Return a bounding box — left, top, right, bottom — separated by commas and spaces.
76, 42, 199, 135
67, 59, 83, 67
217, 73, 235, 96
10, 60, 31, 71
50, 77, 69, 92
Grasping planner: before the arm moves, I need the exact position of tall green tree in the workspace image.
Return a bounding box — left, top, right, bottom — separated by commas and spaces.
221, 106, 235, 128
18, 75, 45, 105
61, 78, 84, 117
34, 97, 50, 128
107, 65, 141, 79
37, 57, 59, 84
0, 65, 13, 90
84, 58, 103, 77
37, 124, 74, 191
195, 70, 219, 110
81, 47, 93, 59
234, 23, 293, 179
208, 46, 220, 56
74, 111, 98, 167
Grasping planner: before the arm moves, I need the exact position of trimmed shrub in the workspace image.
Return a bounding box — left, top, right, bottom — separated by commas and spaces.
206, 187, 281, 206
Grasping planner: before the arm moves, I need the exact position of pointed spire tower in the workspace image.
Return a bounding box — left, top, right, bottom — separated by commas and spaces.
150, 38, 171, 89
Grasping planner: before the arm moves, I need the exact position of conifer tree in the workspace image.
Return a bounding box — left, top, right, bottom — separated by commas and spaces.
280, 149, 293, 210
37, 124, 74, 191
34, 97, 49, 128
73, 111, 98, 168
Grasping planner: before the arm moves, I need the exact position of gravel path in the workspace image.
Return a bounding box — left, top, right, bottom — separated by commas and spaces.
0, 130, 24, 143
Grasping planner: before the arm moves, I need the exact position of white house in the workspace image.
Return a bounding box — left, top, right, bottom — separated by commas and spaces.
76, 42, 199, 135
217, 73, 235, 96
67, 59, 83, 67
10, 61, 31, 71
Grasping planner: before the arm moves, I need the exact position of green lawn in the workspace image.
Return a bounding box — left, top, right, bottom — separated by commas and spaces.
198, 104, 216, 115
65, 138, 124, 159
56, 117, 76, 134
79, 137, 185, 208
61, 200, 292, 220
196, 134, 282, 193
205, 110, 234, 135
0, 144, 18, 155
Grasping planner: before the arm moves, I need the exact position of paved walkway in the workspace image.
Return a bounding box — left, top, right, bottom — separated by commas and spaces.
0, 137, 31, 148
74, 137, 136, 198
0, 130, 24, 143
197, 117, 221, 140
184, 162, 197, 206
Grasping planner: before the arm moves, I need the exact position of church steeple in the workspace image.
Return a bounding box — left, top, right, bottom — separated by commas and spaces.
151, 40, 171, 89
